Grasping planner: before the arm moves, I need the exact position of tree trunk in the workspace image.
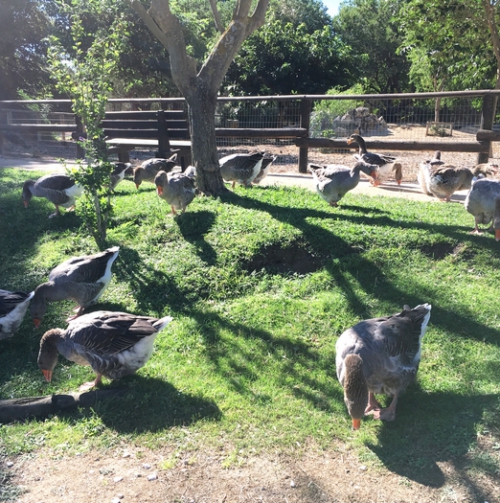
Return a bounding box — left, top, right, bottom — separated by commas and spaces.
185, 87, 227, 196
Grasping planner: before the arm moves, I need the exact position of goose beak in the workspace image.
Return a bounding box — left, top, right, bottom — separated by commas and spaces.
157, 186, 163, 196
23, 201, 29, 208
135, 183, 140, 189
33, 318, 41, 328
495, 229, 500, 242
352, 419, 361, 430
41, 369, 53, 383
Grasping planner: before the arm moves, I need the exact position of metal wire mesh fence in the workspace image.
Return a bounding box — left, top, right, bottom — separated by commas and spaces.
1, 92, 499, 181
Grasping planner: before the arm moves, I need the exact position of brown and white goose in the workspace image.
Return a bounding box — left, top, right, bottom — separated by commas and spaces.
336, 303, 431, 429
308, 161, 378, 207
347, 134, 401, 186
419, 155, 497, 202
30, 247, 120, 328
22, 173, 84, 218
464, 178, 500, 239
154, 166, 197, 215
37, 310, 173, 389
0, 289, 34, 340
219, 151, 265, 188
133, 155, 178, 188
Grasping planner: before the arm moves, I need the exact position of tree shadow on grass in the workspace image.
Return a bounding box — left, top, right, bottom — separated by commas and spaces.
366, 390, 499, 500
175, 210, 217, 265
60, 377, 221, 434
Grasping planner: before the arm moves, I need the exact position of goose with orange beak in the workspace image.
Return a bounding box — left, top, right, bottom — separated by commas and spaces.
336, 303, 431, 430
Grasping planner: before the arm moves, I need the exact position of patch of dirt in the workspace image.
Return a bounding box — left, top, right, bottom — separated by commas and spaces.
8, 441, 500, 503
243, 243, 325, 275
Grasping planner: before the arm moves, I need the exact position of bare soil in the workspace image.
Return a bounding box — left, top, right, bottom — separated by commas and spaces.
8, 438, 500, 503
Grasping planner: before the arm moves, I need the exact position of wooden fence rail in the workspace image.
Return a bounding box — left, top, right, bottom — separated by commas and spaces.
1, 90, 500, 172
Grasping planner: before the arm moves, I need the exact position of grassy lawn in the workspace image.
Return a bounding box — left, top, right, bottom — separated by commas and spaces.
0, 167, 499, 492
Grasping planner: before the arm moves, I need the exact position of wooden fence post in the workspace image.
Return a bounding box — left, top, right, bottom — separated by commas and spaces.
478, 94, 497, 164
299, 98, 312, 173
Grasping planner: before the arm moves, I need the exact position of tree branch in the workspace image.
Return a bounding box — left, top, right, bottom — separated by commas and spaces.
129, 0, 168, 47
208, 0, 224, 34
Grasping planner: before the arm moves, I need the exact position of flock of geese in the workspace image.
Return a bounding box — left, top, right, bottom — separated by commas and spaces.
1, 133, 499, 428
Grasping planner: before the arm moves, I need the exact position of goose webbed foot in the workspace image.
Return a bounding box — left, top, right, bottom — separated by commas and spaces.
370, 393, 399, 422
78, 374, 103, 392
364, 392, 381, 415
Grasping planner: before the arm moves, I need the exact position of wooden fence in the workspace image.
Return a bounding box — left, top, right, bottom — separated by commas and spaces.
1, 90, 500, 172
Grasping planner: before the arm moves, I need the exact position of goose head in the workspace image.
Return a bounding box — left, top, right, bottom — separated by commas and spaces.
342, 354, 368, 430
37, 328, 63, 382
21, 180, 35, 208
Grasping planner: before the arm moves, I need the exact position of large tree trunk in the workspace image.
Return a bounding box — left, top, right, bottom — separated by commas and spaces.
185, 87, 227, 195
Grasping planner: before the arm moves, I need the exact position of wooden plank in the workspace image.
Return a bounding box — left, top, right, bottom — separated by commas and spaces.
0, 123, 76, 132
293, 137, 491, 153
105, 138, 191, 148
476, 128, 500, 141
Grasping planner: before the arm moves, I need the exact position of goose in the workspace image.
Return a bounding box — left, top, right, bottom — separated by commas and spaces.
37, 310, 173, 389
0, 289, 34, 340
347, 134, 401, 186
133, 155, 178, 188
252, 154, 277, 185
336, 303, 431, 429
308, 161, 378, 206
22, 173, 84, 218
30, 246, 120, 328
464, 178, 500, 239
110, 162, 133, 191
418, 152, 442, 196
154, 166, 197, 215
219, 151, 265, 188
419, 161, 498, 202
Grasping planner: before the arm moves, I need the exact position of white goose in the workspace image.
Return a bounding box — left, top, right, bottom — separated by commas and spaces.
0, 289, 34, 340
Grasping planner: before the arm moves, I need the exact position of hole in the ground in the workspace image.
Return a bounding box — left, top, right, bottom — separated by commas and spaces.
243, 242, 325, 274
419, 242, 456, 260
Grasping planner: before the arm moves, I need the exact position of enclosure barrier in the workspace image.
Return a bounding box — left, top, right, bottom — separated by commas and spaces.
1, 90, 499, 172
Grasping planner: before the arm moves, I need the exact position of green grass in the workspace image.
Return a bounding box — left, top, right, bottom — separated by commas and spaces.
1, 167, 499, 485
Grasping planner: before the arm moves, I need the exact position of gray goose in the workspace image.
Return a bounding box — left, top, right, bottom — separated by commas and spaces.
219, 151, 265, 188
252, 154, 277, 185
22, 173, 84, 218
30, 247, 120, 328
0, 289, 34, 340
308, 161, 378, 207
133, 155, 178, 188
37, 310, 173, 389
464, 178, 500, 239
336, 303, 431, 429
154, 166, 197, 215
347, 134, 401, 186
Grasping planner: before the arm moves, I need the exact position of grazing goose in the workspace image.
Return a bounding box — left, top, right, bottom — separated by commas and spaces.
308, 161, 378, 206
419, 161, 498, 202
133, 155, 178, 188
347, 134, 401, 186
0, 289, 34, 340
30, 246, 120, 328
336, 303, 432, 429
154, 166, 197, 215
22, 173, 84, 218
110, 162, 133, 191
37, 310, 173, 389
252, 154, 277, 185
464, 178, 500, 239
219, 151, 265, 188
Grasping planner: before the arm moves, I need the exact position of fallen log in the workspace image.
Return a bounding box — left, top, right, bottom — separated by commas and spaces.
0, 388, 126, 423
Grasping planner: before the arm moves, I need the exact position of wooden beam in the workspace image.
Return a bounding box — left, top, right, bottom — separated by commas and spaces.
294, 137, 491, 153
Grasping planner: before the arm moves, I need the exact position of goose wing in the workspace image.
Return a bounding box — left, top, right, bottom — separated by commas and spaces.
67, 311, 159, 355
